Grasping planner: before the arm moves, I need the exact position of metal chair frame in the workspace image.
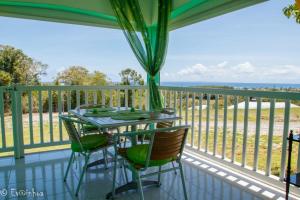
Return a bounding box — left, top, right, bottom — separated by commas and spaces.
60, 115, 113, 196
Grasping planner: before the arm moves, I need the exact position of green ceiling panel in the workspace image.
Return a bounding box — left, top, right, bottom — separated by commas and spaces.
0, 0, 268, 30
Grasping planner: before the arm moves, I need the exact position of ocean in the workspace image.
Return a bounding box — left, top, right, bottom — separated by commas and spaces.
161, 82, 300, 89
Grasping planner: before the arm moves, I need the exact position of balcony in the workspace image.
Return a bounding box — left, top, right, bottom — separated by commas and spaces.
0, 85, 300, 199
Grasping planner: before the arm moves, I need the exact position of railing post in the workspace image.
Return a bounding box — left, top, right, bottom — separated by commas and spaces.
205, 94, 210, 153
10, 86, 24, 159
198, 93, 203, 150
280, 100, 290, 180
0, 87, 7, 150
222, 95, 228, 159
253, 98, 261, 171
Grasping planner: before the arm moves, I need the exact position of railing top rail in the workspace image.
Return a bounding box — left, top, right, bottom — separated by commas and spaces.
0, 85, 147, 92
1, 85, 300, 100
0, 86, 12, 91
159, 86, 300, 100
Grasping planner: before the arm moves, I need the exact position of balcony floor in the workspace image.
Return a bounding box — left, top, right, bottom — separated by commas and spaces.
0, 149, 294, 200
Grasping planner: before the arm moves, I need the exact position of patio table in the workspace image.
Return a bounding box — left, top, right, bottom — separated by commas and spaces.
69, 106, 179, 156
69, 107, 179, 130
68, 107, 180, 198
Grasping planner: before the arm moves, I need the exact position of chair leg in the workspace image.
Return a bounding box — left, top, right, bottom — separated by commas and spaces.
157, 166, 162, 187
64, 152, 74, 182
135, 171, 144, 200
75, 153, 90, 196
122, 160, 129, 183
179, 161, 188, 200
103, 149, 108, 169
123, 126, 129, 148
116, 128, 122, 148
172, 161, 177, 175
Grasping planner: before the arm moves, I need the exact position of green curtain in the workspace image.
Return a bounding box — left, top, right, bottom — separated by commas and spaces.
110, 0, 171, 110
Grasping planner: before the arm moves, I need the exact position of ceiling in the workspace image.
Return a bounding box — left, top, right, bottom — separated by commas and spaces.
0, 0, 268, 30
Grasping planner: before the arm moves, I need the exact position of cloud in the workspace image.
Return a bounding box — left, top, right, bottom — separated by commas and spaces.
232, 62, 255, 73
217, 61, 228, 68
161, 62, 300, 83
178, 64, 207, 75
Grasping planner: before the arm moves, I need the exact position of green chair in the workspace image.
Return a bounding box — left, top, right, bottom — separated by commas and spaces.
137, 121, 179, 174
111, 126, 190, 200
60, 115, 112, 196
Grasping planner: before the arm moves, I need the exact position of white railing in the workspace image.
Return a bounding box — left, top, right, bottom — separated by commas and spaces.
0, 85, 147, 157
1, 84, 300, 187
159, 86, 300, 183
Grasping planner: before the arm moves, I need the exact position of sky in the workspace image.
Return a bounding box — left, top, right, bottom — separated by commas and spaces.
0, 0, 299, 83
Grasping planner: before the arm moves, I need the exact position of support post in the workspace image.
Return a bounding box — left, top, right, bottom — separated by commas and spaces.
147, 73, 159, 129
147, 73, 160, 110
10, 86, 24, 159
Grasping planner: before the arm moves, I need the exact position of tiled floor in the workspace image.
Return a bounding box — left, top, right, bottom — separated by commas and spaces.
0, 149, 295, 200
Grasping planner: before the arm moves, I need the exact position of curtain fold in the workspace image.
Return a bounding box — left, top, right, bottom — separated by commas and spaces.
110, 0, 171, 110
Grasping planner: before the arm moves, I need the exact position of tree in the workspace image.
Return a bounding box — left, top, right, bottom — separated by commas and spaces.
283, 1, 300, 24
119, 68, 144, 107
55, 66, 110, 108
87, 71, 109, 86
0, 45, 47, 86
119, 68, 144, 86
55, 66, 89, 85
55, 66, 109, 86
0, 71, 12, 86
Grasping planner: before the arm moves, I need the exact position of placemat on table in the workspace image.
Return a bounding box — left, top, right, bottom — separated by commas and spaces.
111, 113, 150, 120
86, 107, 116, 113
83, 112, 117, 117
116, 110, 148, 115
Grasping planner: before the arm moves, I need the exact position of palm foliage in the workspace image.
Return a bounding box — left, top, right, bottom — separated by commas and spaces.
283, 2, 300, 24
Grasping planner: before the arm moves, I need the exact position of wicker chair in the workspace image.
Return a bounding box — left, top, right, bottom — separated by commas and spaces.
138, 121, 174, 143
110, 126, 190, 200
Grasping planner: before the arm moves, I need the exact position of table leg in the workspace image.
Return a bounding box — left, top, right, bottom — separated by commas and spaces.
130, 125, 137, 145
87, 148, 113, 169
87, 157, 113, 168
106, 180, 159, 199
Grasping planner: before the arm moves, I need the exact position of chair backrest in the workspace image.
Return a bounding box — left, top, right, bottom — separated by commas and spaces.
59, 115, 81, 144
143, 121, 174, 132
156, 121, 174, 128
150, 127, 188, 161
